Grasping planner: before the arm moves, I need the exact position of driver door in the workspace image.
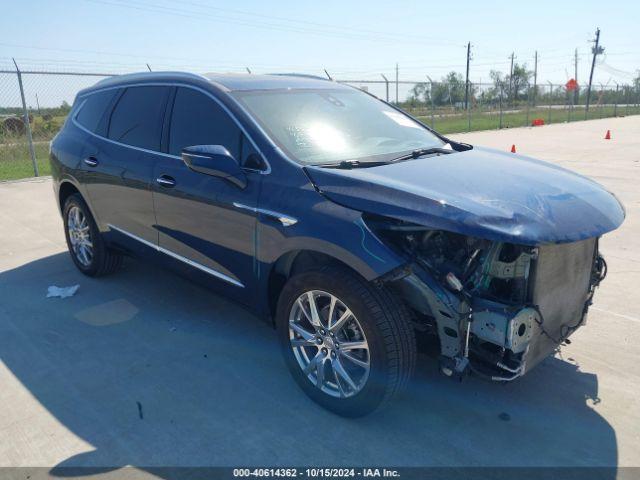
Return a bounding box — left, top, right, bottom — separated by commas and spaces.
152, 87, 262, 301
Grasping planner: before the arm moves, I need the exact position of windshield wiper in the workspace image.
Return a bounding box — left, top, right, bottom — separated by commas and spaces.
388, 147, 451, 163
317, 159, 391, 169
315, 146, 452, 169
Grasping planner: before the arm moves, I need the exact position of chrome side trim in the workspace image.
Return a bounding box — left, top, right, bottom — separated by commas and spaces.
108, 224, 157, 249
73, 82, 271, 174
73, 117, 181, 160
182, 152, 214, 160
107, 224, 244, 288
233, 202, 297, 227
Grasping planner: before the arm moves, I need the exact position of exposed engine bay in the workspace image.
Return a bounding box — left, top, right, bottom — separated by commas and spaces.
366, 214, 607, 381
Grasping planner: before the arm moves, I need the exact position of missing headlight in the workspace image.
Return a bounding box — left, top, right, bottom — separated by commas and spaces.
364, 214, 604, 382
364, 214, 534, 305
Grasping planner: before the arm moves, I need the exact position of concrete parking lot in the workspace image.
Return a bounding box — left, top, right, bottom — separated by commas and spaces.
1, 116, 639, 474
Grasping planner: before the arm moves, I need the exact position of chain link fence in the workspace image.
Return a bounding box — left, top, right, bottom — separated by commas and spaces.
341, 79, 640, 135
0, 69, 111, 180
1, 69, 639, 181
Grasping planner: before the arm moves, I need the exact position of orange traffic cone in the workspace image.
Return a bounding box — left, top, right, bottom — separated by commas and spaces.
510, 144, 517, 153
605, 130, 611, 140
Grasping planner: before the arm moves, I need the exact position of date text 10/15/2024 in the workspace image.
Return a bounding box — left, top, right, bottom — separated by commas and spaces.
233, 468, 400, 478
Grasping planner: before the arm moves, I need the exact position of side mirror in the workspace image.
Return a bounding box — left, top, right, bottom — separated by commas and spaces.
181, 145, 247, 189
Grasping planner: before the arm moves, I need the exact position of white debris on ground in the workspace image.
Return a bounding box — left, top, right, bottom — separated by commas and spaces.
46, 285, 80, 299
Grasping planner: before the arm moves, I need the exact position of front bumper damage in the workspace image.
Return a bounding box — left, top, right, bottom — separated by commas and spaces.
373, 221, 607, 381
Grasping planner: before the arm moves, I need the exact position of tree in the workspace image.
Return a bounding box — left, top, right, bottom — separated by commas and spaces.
407, 82, 429, 106
406, 71, 476, 108
488, 64, 533, 104
485, 70, 506, 104
509, 63, 533, 101
435, 72, 466, 107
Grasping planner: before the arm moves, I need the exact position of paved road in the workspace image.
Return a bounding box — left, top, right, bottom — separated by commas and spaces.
1, 117, 639, 475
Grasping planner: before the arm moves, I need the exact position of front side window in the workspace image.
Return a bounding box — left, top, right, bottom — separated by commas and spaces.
107, 86, 170, 151
168, 87, 241, 159
232, 88, 445, 165
76, 89, 118, 135
239, 133, 264, 170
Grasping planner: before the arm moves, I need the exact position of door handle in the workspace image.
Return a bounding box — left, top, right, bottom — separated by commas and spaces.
84, 156, 99, 167
156, 175, 176, 188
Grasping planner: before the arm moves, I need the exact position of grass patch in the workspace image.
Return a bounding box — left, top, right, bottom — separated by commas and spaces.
0, 113, 65, 181
416, 105, 640, 134
0, 142, 51, 181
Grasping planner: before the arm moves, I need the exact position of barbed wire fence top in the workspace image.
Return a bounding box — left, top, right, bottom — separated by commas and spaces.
1, 66, 639, 181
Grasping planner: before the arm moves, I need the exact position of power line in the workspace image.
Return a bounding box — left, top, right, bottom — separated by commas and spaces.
599, 62, 637, 78
81, 0, 464, 47
166, 0, 461, 46
0, 41, 514, 73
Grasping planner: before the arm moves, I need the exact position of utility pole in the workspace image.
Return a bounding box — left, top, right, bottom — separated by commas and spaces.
585, 27, 603, 116
533, 51, 538, 106
395, 63, 399, 104
547, 81, 553, 124
508, 52, 515, 106
574, 48, 579, 105
464, 42, 471, 111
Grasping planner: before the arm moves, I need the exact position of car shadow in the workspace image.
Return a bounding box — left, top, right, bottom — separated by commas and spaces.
0, 253, 618, 477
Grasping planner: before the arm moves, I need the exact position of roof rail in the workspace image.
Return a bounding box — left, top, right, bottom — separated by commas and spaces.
267, 73, 331, 81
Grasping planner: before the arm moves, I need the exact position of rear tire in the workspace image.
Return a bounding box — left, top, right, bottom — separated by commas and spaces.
276, 265, 416, 417
63, 193, 123, 277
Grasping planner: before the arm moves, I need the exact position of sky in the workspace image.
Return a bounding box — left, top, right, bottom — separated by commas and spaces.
0, 0, 638, 106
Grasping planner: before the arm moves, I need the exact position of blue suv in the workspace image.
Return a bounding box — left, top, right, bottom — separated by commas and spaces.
50, 72, 624, 416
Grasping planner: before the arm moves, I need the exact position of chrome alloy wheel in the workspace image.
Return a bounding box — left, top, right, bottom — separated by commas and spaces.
67, 206, 93, 267
289, 290, 370, 398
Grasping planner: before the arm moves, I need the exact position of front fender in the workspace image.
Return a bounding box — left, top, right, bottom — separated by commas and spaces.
257, 201, 406, 282
255, 191, 408, 318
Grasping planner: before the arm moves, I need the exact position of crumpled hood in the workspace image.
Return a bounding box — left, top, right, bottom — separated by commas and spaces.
304, 147, 625, 245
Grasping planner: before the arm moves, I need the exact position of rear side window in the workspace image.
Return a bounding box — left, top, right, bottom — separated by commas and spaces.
168, 87, 241, 158
75, 90, 117, 134
108, 86, 170, 151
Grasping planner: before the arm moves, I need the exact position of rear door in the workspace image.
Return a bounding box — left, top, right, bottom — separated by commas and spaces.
152, 86, 263, 298
81, 85, 170, 244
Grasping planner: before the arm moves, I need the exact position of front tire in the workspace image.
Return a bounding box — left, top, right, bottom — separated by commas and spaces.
63, 193, 123, 277
276, 266, 416, 417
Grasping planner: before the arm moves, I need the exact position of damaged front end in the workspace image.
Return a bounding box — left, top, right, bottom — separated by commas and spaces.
367, 215, 607, 381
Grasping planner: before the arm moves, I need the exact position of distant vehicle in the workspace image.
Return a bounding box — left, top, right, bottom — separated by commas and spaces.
50, 72, 624, 416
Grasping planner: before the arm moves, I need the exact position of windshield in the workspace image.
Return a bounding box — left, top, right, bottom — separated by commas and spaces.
232, 88, 445, 165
